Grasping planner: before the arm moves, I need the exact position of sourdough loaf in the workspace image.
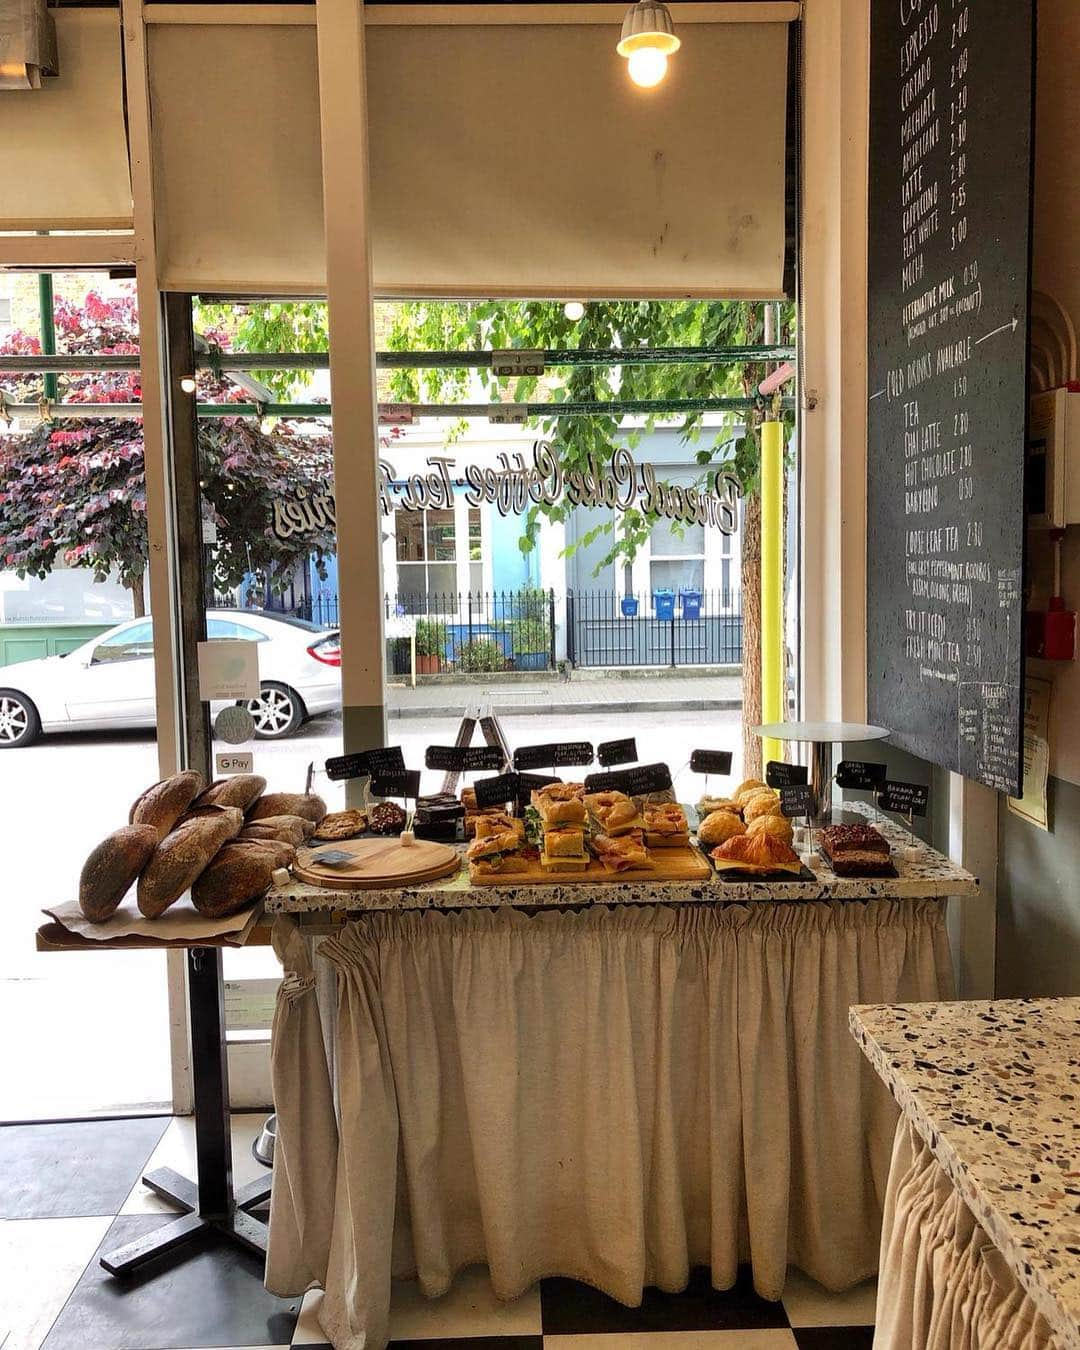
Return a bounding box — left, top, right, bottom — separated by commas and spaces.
129, 771, 204, 839
191, 845, 275, 918
226, 838, 296, 868
79, 825, 160, 922
194, 775, 266, 813
240, 814, 312, 846
136, 807, 243, 917
247, 792, 327, 825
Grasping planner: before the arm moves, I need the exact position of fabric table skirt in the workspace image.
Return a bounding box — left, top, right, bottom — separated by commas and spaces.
873, 1118, 1061, 1350
267, 899, 954, 1350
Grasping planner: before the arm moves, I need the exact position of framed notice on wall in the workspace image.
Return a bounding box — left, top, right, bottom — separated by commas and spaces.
865, 0, 1034, 796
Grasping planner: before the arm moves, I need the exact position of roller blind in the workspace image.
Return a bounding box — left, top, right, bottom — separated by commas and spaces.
148, 17, 790, 296
0, 9, 132, 230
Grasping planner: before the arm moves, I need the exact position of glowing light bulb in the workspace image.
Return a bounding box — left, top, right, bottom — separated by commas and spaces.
627, 46, 668, 87
564, 301, 585, 321
179, 376, 197, 394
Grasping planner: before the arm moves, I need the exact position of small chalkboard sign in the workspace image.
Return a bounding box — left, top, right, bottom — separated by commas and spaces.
876, 780, 929, 818
465, 746, 505, 771
835, 760, 888, 791
425, 745, 465, 771
597, 737, 638, 767
690, 749, 734, 775
766, 761, 808, 789
474, 772, 521, 809
370, 769, 421, 800
513, 742, 594, 771
584, 762, 673, 796
779, 783, 813, 818
517, 772, 560, 805
325, 751, 370, 782
365, 746, 406, 778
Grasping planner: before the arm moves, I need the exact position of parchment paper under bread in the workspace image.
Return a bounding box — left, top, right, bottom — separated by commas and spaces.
43, 894, 263, 945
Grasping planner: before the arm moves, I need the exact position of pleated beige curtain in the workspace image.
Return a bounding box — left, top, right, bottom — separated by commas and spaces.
270, 900, 953, 1350
874, 1119, 1061, 1350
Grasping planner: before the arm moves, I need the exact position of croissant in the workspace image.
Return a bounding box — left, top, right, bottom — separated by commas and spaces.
710, 830, 801, 874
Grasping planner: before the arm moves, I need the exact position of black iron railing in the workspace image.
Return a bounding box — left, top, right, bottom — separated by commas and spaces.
566, 588, 743, 668
385, 588, 557, 674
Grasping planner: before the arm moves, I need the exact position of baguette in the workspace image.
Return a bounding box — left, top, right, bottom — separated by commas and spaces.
240, 815, 312, 846
79, 825, 160, 922
137, 808, 243, 917
129, 771, 204, 840
191, 845, 274, 918
195, 775, 266, 813
247, 792, 327, 825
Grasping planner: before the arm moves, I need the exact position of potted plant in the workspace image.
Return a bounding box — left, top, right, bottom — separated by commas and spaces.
455, 637, 507, 673
415, 618, 448, 675
507, 588, 552, 670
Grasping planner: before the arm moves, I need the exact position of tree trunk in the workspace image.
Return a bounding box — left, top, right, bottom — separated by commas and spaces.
741, 489, 762, 780
129, 571, 146, 618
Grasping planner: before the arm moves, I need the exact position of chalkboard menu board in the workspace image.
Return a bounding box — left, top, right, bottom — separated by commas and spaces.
866, 0, 1033, 796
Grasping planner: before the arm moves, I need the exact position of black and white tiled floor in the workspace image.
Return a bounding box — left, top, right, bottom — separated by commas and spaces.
0, 1115, 878, 1350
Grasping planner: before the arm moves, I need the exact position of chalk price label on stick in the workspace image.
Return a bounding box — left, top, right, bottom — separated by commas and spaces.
325, 752, 370, 782
835, 760, 888, 790
424, 745, 505, 772
690, 749, 734, 775
513, 742, 594, 771
597, 738, 638, 767
584, 762, 673, 796
370, 770, 421, 801
766, 761, 808, 788
779, 783, 813, 818
325, 746, 405, 782
474, 773, 521, 809
877, 780, 929, 817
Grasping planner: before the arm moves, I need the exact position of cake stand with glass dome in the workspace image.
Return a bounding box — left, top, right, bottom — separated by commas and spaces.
753, 721, 890, 826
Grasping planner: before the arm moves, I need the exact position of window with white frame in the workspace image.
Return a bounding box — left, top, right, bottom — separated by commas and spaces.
393, 505, 482, 606
648, 517, 706, 596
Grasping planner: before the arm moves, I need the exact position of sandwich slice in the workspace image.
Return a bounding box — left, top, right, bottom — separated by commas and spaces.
589, 832, 654, 874
584, 790, 645, 837
531, 782, 587, 826
539, 824, 589, 872
643, 802, 689, 848
466, 829, 530, 876
473, 813, 524, 843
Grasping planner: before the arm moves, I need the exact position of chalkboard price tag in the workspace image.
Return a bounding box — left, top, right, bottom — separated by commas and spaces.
876, 780, 929, 818
779, 783, 813, 818
425, 745, 466, 771
584, 762, 673, 796
370, 769, 421, 801
516, 772, 560, 805
474, 772, 521, 809
554, 741, 593, 767
513, 743, 554, 771
325, 751, 370, 782
689, 749, 734, 775
597, 737, 638, 767
364, 746, 406, 778
835, 760, 888, 790
766, 761, 808, 788
465, 745, 505, 771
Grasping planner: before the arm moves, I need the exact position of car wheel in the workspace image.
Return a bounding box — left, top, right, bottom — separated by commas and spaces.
246, 682, 304, 739
0, 689, 42, 748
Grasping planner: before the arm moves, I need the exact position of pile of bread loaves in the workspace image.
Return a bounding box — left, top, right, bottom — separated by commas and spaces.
79, 772, 327, 924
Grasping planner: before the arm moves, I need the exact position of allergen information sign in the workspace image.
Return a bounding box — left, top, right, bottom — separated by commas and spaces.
866, 0, 1034, 795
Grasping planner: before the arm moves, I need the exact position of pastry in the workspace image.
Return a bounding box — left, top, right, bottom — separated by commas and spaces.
746, 812, 794, 845
195, 775, 266, 813
709, 831, 802, 876
137, 808, 244, 917
532, 783, 587, 826
820, 823, 893, 876
129, 771, 204, 840
742, 790, 782, 823
248, 792, 327, 825
369, 801, 407, 835
589, 832, 653, 873
732, 778, 768, 805
696, 809, 747, 846
697, 795, 741, 817
643, 802, 689, 848
312, 809, 368, 841
585, 790, 644, 836
79, 825, 160, 922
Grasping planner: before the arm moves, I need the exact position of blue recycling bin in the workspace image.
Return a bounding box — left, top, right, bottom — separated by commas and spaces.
620, 596, 639, 618
681, 589, 702, 620
653, 589, 675, 620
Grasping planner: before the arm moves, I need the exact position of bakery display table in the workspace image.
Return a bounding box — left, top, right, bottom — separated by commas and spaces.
264, 811, 976, 1350
851, 998, 1080, 1350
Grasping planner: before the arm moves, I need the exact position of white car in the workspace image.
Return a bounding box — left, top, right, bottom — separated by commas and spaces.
0, 610, 342, 748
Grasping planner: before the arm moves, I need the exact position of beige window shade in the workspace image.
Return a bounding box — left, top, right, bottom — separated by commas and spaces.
148, 18, 790, 297
0, 9, 132, 231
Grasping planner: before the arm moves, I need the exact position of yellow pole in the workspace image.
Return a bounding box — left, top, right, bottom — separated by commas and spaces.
760, 420, 785, 767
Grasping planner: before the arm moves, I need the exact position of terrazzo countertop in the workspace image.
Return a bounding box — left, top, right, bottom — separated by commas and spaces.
266, 801, 978, 913
850, 998, 1080, 1350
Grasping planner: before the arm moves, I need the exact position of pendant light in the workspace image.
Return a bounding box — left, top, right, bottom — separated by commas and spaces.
616, 0, 680, 89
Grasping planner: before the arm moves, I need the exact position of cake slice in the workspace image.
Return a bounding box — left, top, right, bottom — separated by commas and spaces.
819, 823, 893, 876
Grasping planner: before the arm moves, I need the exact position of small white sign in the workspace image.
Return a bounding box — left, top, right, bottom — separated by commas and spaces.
488, 403, 528, 425
216, 751, 254, 775
198, 638, 260, 700
491, 349, 545, 378
214, 704, 256, 745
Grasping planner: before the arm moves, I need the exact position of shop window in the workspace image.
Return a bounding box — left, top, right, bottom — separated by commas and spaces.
207, 618, 268, 642
648, 518, 706, 595
395, 506, 457, 601
468, 508, 483, 593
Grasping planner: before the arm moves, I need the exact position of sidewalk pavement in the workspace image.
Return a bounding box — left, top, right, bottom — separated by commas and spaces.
385, 672, 743, 719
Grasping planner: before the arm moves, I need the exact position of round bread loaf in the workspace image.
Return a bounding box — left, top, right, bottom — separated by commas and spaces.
191, 845, 275, 918
195, 775, 266, 813
129, 771, 205, 840
746, 812, 794, 844
79, 825, 160, 922
743, 791, 782, 823
227, 838, 296, 868
697, 809, 746, 846
136, 807, 243, 917
247, 792, 327, 825
240, 815, 311, 846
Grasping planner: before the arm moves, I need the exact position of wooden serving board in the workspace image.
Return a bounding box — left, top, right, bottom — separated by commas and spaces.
293, 837, 461, 890
470, 844, 711, 887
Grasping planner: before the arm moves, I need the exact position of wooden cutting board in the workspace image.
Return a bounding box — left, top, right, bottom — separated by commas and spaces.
470, 844, 712, 887
293, 837, 461, 890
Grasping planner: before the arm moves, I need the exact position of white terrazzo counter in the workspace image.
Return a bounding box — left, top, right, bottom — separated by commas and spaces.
266, 802, 978, 913
850, 998, 1080, 1350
